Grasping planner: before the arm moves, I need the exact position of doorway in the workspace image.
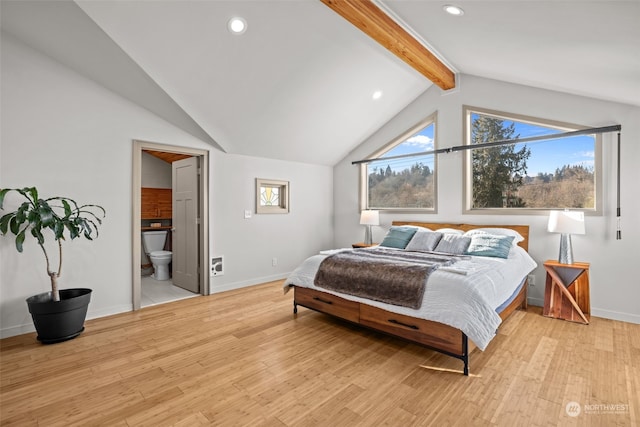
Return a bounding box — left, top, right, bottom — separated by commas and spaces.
132, 140, 210, 310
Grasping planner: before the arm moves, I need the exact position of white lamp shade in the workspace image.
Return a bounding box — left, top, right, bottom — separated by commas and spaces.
547, 210, 585, 235
360, 210, 379, 226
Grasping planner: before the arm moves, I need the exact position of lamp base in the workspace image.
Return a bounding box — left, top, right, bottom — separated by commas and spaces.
558, 234, 574, 265
364, 225, 373, 245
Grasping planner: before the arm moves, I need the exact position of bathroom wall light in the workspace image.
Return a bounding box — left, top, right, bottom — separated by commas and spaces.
228, 17, 247, 35
443, 5, 464, 16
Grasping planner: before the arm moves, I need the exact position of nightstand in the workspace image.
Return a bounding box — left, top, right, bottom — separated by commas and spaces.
352, 242, 377, 248
543, 260, 590, 324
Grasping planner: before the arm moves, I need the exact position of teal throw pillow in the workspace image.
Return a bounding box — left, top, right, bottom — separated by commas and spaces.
379, 226, 419, 249
465, 234, 515, 258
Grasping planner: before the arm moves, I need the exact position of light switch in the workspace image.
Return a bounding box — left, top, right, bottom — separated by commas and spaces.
244, 210, 252, 219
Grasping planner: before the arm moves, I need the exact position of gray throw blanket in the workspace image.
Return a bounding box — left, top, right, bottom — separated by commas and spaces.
314, 248, 460, 309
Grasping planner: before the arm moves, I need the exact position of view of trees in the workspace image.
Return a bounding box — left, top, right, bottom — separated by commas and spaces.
471, 115, 595, 209
471, 116, 530, 208
518, 165, 595, 208
366, 114, 595, 210
368, 162, 434, 208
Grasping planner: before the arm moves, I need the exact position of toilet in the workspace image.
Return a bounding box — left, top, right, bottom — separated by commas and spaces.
142, 230, 172, 281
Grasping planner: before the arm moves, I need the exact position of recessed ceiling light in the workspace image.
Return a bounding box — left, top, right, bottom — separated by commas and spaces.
372, 90, 383, 100
228, 17, 247, 34
443, 5, 464, 16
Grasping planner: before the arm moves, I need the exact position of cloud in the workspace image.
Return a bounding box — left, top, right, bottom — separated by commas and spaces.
405, 135, 434, 150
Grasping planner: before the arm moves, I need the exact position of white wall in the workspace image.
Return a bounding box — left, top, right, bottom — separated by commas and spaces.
210, 153, 333, 293
0, 33, 334, 338
141, 152, 172, 188
334, 74, 640, 324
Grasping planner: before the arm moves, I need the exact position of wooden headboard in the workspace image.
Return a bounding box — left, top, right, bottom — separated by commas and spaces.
392, 221, 530, 252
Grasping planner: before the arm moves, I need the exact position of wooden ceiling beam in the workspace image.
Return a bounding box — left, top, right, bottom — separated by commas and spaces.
321, 0, 456, 90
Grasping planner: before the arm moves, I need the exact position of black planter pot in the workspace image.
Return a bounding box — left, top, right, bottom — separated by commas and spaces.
26, 288, 92, 344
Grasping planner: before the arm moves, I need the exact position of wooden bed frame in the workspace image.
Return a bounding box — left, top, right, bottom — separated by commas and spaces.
292, 221, 530, 376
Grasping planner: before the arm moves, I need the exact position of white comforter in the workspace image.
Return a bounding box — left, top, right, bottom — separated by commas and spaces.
283, 246, 537, 350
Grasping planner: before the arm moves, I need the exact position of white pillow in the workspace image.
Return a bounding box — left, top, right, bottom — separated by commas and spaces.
405, 230, 443, 252
464, 228, 525, 246
434, 234, 472, 254
436, 228, 464, 235
402, 225, 432, 231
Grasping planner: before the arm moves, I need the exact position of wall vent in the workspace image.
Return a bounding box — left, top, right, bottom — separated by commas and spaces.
211, 256, 224, 276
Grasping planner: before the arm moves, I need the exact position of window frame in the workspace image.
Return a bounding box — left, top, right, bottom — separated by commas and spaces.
462, 105, 603, 215
256, 178, 289, 214
359, 112, 438, 213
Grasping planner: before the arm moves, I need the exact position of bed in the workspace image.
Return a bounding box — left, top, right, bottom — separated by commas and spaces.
283, 221, 537, 375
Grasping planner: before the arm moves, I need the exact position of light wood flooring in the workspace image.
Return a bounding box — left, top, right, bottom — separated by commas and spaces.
1, 281, 638, 426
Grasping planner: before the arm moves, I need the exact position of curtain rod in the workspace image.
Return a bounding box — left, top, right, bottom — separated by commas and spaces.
352, 124, 622, 165
617, 131, 622, 240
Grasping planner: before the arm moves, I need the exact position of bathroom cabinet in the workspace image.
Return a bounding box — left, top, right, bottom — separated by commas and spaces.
141, 187, 172, 219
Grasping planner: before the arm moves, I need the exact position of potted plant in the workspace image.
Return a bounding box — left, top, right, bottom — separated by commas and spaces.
0, 187, 105, 343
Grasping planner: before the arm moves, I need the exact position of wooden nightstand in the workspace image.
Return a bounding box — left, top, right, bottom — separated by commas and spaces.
543, 260, 590, 324
352, 242, 377, 248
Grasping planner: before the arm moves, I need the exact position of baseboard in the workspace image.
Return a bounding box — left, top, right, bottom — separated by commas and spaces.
1, 323, 36, 339
527, 297, 639, 324
209, 273, 290, 294
86, 304, 134, 321
591, 307, 640, 324
0, 303, 134, 340
1, 278, 289, 340
4, 284, 637, 339
527, 297, 543, 307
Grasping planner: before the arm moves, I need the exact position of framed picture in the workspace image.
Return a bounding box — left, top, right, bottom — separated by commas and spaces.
256, 178, 289, 214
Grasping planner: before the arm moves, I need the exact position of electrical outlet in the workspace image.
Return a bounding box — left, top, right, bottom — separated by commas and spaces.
528, 274, 535, 287
272, 257, 278, 267
244, 210, 252, 219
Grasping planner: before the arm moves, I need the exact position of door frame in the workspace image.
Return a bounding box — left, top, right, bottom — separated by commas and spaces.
132, 140, 210, 310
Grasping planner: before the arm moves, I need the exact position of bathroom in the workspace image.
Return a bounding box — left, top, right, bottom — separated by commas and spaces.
140, 150, 197, 306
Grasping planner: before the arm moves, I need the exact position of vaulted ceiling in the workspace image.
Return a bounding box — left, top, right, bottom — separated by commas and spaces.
2, 1, 638, 166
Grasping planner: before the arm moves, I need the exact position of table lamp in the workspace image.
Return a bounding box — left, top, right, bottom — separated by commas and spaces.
360, 210, 379, 245
547, 210, 585, 264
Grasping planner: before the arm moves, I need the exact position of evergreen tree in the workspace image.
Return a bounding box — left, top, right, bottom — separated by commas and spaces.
471, 116, 531, 207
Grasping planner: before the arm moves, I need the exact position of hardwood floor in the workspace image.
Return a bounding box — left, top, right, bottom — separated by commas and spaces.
1, 281, 638, 426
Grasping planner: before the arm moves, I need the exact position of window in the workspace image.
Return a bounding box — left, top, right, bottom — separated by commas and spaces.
463, 106, 602, 213
360, 114, 437, 211
256, 178, 289, 214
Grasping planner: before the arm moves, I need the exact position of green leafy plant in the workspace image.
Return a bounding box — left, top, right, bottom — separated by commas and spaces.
0, 187, 105, 302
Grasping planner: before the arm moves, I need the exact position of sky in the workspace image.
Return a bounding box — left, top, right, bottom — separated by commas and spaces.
510, 122, 595, 175
370, 117, 595, 176
372, 123, 435, 173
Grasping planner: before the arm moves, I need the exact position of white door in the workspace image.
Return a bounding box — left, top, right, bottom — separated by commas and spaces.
172, 157, 199, 293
